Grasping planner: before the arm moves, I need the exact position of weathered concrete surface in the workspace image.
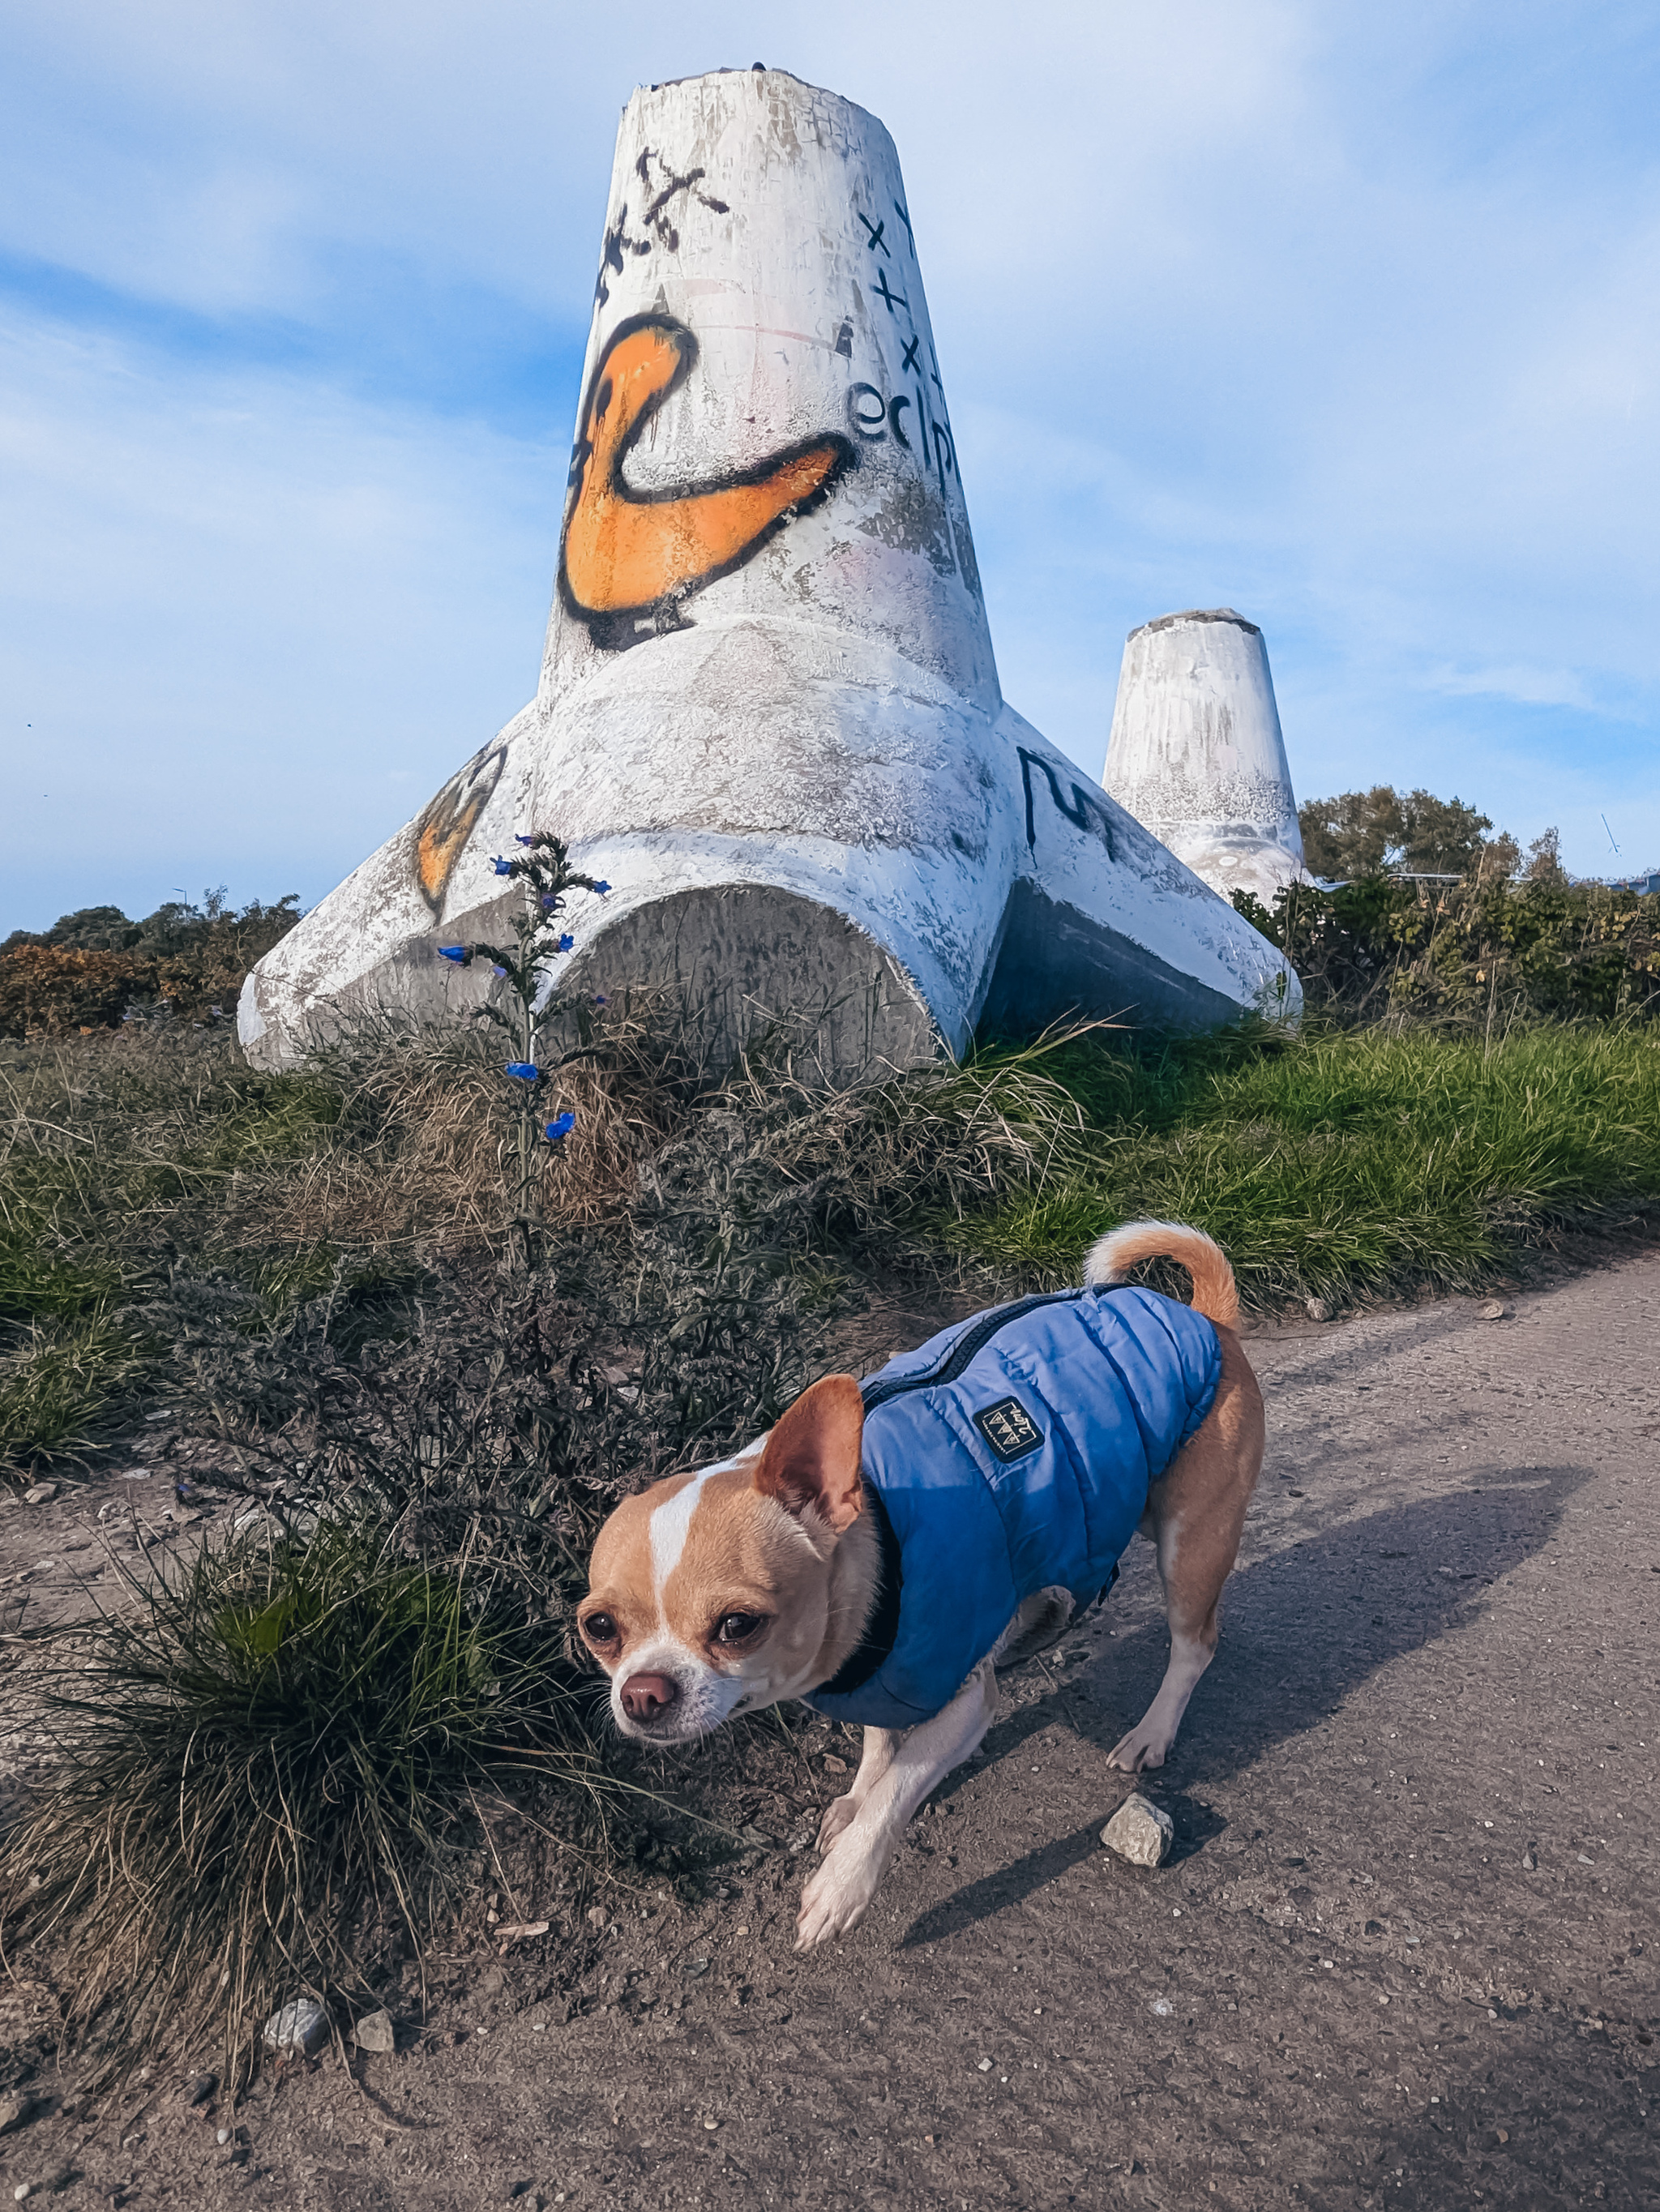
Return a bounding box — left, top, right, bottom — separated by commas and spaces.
240, 74, 1298, 1074
1104, 607, 1307, 908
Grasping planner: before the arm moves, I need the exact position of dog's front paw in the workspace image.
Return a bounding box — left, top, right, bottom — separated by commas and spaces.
795, 1833, 883, 1950
816, 1791, 860, 1853
1107, 1724, 1169, 1773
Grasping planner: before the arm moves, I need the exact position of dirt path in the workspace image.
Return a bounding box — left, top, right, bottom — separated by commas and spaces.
3, 1255, 1656, 2210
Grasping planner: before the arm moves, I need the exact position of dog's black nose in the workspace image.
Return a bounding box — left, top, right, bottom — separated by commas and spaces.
620, 1671, 679, 1722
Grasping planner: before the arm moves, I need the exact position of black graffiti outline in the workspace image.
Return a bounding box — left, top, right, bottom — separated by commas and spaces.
900, 334, 921, 374
892, 198, 915, 255
1017, 747, 1117, 858
858, 212, 890, 257
561, 313, 857, 652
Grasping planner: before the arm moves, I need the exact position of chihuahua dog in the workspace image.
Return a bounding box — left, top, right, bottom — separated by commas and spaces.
579, 1221, 1264, 1948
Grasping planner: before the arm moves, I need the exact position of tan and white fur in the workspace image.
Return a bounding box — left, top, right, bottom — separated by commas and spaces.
578, 1222, 1264, 1949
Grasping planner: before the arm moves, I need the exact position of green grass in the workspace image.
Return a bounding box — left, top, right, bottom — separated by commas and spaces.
0, 1312, 152, 1458
952, 1023, 1660, 1308
6, 1516, 617, 2088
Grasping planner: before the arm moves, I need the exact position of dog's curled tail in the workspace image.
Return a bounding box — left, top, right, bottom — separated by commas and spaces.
1083, 1219, 1240, 1331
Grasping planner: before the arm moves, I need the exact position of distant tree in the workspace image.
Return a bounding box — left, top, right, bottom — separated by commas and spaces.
1301, 785, 1502, 879
1523, 827, 1568, 886
1472, 832, 1521, 884
1397, 789, 1492, 875
0, 905, 141, 955
0, 891, 304, 1034
1298, 787, 1408, 879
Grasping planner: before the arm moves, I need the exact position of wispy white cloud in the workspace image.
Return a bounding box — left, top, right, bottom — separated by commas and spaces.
1426, 665, 1602, 712
0, 314, 558, 925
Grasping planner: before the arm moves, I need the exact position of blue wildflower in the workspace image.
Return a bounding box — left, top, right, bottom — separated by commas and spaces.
438, 945, 468, 965
492, 856, 513, 875
558, 932, 575, 952
491, 963, 508, 978
593, 879, 611, 895
515, 833, 535, 845
541, 892, 558, 910
505, 1062, 539, 1080
545, 1112, 575, 1143
593, 994, 606, 1007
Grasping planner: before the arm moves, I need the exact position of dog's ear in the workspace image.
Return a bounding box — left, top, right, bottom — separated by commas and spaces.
754, 1375, 865, 1535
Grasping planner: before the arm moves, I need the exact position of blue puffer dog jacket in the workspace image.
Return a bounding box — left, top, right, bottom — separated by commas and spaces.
805, 1286, 1222, 1731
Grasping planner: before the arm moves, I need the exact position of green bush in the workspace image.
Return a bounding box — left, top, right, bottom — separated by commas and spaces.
1234, 875, 1660, 1026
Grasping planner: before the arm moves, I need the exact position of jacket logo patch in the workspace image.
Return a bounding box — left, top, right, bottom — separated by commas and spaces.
974, 1396, 1043, 1463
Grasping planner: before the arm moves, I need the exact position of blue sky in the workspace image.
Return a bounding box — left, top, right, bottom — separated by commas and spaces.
3, 0, 1658, 931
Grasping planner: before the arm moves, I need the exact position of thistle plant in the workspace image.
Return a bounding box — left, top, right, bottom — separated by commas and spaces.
438, 832, 609, 1264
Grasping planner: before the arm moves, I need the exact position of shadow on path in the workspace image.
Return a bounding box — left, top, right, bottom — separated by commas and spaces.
899, 1461, 1590, 1945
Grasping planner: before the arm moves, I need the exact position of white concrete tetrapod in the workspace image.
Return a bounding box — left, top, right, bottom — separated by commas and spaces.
1102, 609, 1306, 909
239, 71, 1299, 1076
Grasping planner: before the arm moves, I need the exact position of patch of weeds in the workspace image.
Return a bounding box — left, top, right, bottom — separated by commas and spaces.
1, 1514, 619, 2088
0, 1311, 151, 1469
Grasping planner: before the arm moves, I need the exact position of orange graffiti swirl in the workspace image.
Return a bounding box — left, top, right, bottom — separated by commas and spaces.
559, 316, 851, 627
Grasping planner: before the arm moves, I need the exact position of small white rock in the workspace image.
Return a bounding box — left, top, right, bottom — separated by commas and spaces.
350, 2008, 394, 2054
22, 1483, 57, 1506
216, 2128, 230, 2146
263, 1996, 327, 2056
978, 2057, 993, 2071
1479, 1300, 1509, 1321
15, 2183, 31, 2201
1101, 1794, 1174, 1868
1304, 1297, 1333, 1324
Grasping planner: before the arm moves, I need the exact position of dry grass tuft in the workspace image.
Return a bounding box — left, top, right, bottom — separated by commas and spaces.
246, 996, 716, 1254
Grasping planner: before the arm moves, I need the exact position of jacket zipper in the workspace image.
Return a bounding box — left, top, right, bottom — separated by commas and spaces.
859, 1290, 1083, 1414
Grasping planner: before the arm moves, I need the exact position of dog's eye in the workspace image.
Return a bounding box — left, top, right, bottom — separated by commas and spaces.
714, 1612, 764, 1645
581, 1611, 618, 1646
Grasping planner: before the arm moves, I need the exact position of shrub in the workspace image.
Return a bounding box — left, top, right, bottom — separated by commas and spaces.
2, 1517, 614, 2087
0, 892, 302, 1036
1234, 876, 1660, 1027
0, 944, 159, 1036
